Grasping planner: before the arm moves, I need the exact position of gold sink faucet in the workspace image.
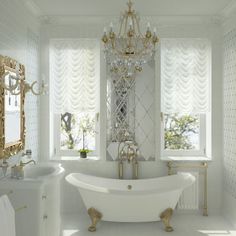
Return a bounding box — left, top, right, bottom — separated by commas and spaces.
20, 160, 36, 166
11, 160, 36, 179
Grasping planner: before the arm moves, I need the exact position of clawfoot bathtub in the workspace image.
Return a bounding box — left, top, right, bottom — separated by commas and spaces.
66, 172, 195, 231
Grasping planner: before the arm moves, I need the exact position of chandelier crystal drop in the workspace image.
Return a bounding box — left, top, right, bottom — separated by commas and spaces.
102, 0, 159, 79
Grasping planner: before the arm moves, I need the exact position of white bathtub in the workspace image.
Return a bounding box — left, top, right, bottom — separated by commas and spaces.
66, 173, 195, 222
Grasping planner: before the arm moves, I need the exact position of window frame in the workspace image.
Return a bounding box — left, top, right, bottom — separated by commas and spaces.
160, 113, 206, 157
50, 38, 101, 158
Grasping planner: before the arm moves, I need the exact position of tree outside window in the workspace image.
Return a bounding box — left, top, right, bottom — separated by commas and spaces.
60, 112, 95, 152
164, 114, 200, 150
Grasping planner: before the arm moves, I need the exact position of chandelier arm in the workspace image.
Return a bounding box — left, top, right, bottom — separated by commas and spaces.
127, 0, 133, 12
134, 15, 143, 37
131, 15, 137, 37
118, 14, 125, 36
132, 32, 140, 55
123, 14, 128, 37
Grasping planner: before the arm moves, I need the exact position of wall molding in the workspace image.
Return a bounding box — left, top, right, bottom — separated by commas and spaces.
222, 13, 236, 35
220, 0, 236, 19
22, 0, 42, 17
21, 0, 236, 28
39, 14, 223, 27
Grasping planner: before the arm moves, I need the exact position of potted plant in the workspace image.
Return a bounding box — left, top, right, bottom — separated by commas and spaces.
79, 148, 91, 158
78, 115, 95, 158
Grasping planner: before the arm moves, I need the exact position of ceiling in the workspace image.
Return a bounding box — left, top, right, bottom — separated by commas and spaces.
29, 0, 233, 16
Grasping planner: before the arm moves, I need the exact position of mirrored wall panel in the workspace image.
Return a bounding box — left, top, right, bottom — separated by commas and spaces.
106, 61, 156, 161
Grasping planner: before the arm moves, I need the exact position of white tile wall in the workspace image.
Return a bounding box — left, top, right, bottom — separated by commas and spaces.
223, 28, 236, 198
0, 0, 40, 168
25, 29, 40, 161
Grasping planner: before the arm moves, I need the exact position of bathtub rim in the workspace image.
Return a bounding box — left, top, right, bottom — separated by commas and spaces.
66, 172, 195, 195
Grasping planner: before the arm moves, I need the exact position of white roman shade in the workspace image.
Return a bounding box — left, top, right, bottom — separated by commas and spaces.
161, 38, 211, 114
50, 39, 100, 114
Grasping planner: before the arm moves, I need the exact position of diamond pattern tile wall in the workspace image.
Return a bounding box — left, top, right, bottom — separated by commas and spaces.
106, 63, 155, 161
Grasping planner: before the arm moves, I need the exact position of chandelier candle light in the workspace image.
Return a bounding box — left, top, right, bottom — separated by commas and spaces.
102, 0, 159, 78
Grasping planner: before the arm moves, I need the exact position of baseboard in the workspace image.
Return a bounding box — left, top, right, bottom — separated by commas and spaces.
175, 208, 221, 216
222, 191, 236, 228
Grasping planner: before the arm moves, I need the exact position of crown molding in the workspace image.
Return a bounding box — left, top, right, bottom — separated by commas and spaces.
220, 0, 236, 19
220, 0, 236, 33
39, 15, 222, 27
22, 0, 42, 17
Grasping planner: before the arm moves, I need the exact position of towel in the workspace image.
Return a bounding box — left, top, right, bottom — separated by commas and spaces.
0, 195, 16, 236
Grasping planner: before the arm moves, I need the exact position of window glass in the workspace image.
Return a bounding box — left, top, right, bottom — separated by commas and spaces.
60, 112, 96, 152
164, 114, 200, 150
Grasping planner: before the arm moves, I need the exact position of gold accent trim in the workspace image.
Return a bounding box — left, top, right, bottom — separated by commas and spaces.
87, 207, 102, 232
203, 162, 208, 216
15, 205, 27, 212
0, 55, 26, 160
167, 162, 172, 175
167, 161, 208, 216
160, 208, 174, 232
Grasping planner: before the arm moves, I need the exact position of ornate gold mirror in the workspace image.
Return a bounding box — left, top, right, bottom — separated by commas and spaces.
0, 55, 25, 159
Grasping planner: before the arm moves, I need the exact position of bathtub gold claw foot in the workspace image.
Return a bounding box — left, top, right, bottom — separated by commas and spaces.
160, 208, 174, 232
88, 207, 102, 232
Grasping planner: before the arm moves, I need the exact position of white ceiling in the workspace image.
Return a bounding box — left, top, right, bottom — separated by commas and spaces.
29, 0, 233, 16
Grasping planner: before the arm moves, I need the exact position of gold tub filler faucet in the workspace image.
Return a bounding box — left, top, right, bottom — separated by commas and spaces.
118, 139, 139, 179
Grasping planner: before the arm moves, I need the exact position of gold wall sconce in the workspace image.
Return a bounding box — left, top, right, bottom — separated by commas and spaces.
0, 56, 47, 96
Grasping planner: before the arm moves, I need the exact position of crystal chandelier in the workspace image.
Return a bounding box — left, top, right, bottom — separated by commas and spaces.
102, 0, 159, 78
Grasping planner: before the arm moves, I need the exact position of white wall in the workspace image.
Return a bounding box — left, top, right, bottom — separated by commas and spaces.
40, 17, 223, 214
222, 13, 236, 227
0, 0, 40, 177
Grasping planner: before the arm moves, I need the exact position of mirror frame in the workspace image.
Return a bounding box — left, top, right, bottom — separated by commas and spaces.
0, 55, 26, 159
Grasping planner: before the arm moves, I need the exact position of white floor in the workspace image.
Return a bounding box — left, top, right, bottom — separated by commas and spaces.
61, 212, 236, 236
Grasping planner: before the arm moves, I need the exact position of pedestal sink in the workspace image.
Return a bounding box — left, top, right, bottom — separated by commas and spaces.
24, 163, 64, 180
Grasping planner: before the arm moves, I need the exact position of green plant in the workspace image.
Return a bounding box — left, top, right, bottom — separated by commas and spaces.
78, 114, 95, 153
78, 149, 91, 153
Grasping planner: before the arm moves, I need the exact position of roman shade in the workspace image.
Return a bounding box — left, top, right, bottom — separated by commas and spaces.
50, 39, 99, 114
161, 38, 211, 114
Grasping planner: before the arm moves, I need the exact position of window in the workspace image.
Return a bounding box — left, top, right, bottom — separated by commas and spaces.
161, 39, 211, 157
60, 112, 96, 150
161, 113, 206, 156
50, 39, 100, 157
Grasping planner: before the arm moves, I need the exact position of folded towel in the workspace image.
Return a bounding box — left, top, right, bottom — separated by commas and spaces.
0, 195, 16, 236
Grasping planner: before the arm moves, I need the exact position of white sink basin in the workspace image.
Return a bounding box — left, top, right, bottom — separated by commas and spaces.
24, 163, 64, 180
0, 163, 64, 189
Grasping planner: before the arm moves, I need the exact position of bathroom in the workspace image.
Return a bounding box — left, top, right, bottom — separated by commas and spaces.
0, 0, 236, 235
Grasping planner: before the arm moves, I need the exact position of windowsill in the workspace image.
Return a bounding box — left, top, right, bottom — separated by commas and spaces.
160, 156, 212, 162
51, 156, 100, 161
